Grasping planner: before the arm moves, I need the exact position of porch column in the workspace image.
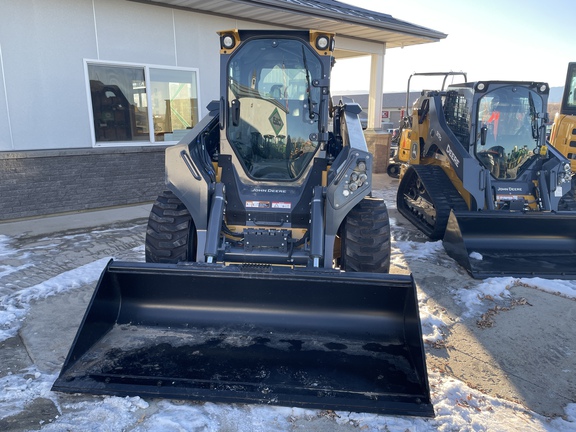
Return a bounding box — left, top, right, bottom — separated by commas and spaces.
366, 47, 385, 130
364, 46, 389, 173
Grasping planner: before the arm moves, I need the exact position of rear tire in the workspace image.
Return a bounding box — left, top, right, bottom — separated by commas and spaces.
386, 162, 401, 179
145, 191, 196, 263
339, 197, 391, 273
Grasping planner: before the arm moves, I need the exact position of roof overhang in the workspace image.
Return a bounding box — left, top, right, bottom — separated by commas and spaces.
129, 0, 447, 54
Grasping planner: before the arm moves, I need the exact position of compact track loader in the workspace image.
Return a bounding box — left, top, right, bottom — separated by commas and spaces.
53, 30, 433, 417
396, 73, 576, 279
387, 73, 468, 179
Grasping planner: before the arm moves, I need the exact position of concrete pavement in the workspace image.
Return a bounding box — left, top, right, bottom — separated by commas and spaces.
0, 203, 152, 238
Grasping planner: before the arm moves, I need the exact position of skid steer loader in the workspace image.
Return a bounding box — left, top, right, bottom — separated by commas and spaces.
52, 30, 433, 417
396, 73, 576, 279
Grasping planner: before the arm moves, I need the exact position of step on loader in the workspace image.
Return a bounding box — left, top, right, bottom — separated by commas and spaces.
396, 73, 576, 279
53, 30, 433, 417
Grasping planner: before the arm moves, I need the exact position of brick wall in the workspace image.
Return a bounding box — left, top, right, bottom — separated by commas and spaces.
364, 131, 391, 174
0, 147, 166, 221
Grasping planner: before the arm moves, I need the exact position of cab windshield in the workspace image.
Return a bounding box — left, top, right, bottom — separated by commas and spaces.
227, 38, 322, 180
476, 86, 542, 179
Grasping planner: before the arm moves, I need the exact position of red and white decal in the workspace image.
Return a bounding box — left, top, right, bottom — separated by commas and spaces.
272, 202, 291, 209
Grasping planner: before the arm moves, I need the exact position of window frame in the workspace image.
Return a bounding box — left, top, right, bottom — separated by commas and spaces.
84, 59, 202, 147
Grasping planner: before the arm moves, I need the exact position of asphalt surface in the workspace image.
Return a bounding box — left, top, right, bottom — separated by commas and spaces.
0, 174, 574, 430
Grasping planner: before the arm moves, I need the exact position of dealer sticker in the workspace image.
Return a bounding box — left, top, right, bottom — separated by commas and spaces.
246, 201, 270, 208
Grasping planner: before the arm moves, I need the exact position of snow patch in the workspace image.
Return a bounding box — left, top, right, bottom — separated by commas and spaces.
0, 235, 14, 256
40, 396, 149, 431
0, 367, 58, 420
0, 257, 109, 341
515, 277, 576, 300
419, 304, 449, 342
395, 239, 444, 260
469, 251, 483, 260
455, 277, 514, 318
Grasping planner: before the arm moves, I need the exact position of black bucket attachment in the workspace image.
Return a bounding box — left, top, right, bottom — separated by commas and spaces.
52, 261, 433, 417
444, 210, 576, 279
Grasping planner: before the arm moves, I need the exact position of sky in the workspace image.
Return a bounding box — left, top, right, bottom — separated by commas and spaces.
331, 0, 574, 93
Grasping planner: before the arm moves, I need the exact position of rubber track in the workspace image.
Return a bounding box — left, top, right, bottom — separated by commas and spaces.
145, 190, 195, 263
397, 165, 468, 240
340, 197, 391, 273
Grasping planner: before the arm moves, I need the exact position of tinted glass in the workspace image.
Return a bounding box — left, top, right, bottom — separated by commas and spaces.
227, 38, 322, 180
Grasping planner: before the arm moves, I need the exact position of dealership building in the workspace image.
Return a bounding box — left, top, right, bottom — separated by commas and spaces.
0, 0, 445, 220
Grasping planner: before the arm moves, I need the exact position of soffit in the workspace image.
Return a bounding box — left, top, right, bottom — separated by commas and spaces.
130, 0, 447, 51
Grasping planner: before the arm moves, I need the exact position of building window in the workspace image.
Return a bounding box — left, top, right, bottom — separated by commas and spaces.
150, 68, 199, 142
86, 62, 200, 145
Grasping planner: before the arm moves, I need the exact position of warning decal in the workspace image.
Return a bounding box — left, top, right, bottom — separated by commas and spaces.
272, 202, 291, 209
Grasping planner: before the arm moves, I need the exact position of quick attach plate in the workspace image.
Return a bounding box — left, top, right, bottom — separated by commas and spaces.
243, 228, 291, 253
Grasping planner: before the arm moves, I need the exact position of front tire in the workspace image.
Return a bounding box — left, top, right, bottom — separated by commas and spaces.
339, 197, 391, 273
145, 191, 196, 263
387, 162, 401, 179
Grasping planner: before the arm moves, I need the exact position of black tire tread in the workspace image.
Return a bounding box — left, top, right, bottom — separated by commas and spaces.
145, 191, 195, 263
340, 197, 391, 273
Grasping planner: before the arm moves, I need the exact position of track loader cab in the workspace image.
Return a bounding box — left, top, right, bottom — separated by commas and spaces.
459, 81, 571, 209
53, 30, 433, 418
397, 77, 576, 278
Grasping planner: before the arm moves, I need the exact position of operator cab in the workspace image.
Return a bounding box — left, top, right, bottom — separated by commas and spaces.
475, 84, 547, 179
223, 32, 330, 181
